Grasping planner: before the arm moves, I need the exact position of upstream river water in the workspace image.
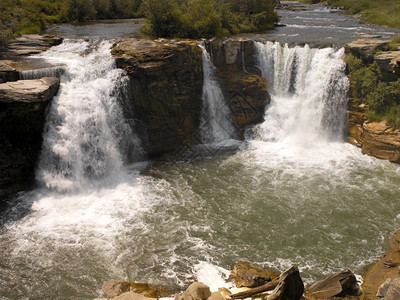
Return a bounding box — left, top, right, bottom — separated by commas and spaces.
1, 2, 400, 299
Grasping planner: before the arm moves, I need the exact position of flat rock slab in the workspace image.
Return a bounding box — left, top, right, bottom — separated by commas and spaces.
0, 77, 60, 103
0, 34, 63, 59
347, 38, 390, 61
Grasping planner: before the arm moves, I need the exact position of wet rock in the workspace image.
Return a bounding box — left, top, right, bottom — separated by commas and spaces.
0, 77, 60, 200
175, 282, 211, 300
307, 269, 361, 299
113, 38, 203, 157
0, 60, 19, 82
209, 291, 226, 300
267, 265, 304, 300
205, 38, 271, 138
362, 230, 400, 299
346, 38, 390, 62
102, 280, 173, 299
229, 261, 279, 288
377, 277, 400, 299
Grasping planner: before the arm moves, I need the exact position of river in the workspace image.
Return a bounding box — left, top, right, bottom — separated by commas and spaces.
1, 2, 400, 299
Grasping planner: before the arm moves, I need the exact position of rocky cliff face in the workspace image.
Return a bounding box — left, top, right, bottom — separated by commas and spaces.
205, 38, 270, 139
346, 38, 400, 164
0, 77, 60, 199
113, 38, 270, 157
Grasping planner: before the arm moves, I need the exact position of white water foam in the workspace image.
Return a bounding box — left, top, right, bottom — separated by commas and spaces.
35, 39, 143, 192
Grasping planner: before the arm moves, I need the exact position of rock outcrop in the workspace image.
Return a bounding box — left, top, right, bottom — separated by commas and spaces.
0, 77, 60, 199
376, 276, 400, 300
113, 38, 270, 157
346, 38, 390, 63
205, 38, 270, 139
362, 230, 400, 299
174, 282, 211, 300
347, 112, 400, 163
0, 60, 19, 83
113, 39, 204, 157
0, 34, 63, 60
229, 261, 279, 288
306, 269, 361, 299
267, 265, 304, 300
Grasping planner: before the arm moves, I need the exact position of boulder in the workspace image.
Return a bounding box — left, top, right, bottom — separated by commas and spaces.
346, 38, 389, 62
377, 277, 400, 299
174, 282, 211, 300
267, 265, 304, 300
362, 230, 400, 299
113, 291, 157, 300
0, 77, 60, 199
102, 280, 173, 299
307, 269, 361, 299
229, 261, 279, 288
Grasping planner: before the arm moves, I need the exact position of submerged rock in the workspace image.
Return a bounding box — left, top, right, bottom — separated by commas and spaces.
306, 269, 361, 299
229, 261, 279, 288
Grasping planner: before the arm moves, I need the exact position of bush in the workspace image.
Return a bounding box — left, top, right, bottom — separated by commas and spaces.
140, 0, 278, 38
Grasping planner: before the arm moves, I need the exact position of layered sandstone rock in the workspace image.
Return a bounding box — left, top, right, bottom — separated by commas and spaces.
362, 230, 400, 300
205, 38, 270, 138
0, 34, 63, 59
113, 38, 270, 157
346, 38, 389, 63
0, 77, 60, 199
113, 38, 204, 157
347, 112, 400, 164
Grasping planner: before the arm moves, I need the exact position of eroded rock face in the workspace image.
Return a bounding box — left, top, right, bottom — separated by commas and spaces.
205, 38, 270, 138
0, 60, 19, 83
114, 39, 204, 157
347, 113, 400, 164
363, 230, 400, 299
229, 261, 279, 288
0, 77, 60, 199
114, 38, 270, 156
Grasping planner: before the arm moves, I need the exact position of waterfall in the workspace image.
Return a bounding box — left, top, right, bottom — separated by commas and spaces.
35, 39, 144, 192
253, 41, 349, 144
198, 44, 236, 144
20, 66, 65, 80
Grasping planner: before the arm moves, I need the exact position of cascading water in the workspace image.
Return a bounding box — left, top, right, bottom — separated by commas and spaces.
35, 39, 144, 191
253, 41, 349, 144
1, 37, 400, 300
199, 44, 236, 144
